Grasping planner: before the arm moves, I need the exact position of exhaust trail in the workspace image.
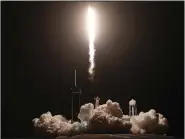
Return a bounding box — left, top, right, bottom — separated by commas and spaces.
87, 6, 96, 80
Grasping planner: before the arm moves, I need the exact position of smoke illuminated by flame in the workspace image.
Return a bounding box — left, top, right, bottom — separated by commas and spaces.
87, 6, 96, 80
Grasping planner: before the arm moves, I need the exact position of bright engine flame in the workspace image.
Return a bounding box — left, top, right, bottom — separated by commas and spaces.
87, 6, 96, 80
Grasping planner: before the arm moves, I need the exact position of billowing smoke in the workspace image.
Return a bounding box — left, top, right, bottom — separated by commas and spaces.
32, 112, 87, 137
78, 103, 94, 122
130, 110, 168, 134
32, 112, 73, 136
77, 100, 132, 133
33, 100, 168, 137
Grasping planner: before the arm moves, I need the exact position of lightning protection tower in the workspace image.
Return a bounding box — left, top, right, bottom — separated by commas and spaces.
71, 70, 82, 122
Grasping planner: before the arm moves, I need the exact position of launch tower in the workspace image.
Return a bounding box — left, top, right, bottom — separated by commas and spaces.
71, 70, 82, 122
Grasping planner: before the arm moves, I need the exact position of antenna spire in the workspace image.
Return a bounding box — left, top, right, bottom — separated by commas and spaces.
74, 70, 76, 86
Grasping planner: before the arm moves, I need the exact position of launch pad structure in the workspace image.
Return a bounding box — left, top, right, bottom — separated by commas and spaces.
71, 70, 82, 122
70, 69, 138, 122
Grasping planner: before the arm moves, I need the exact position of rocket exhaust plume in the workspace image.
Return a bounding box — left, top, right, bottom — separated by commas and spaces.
87, 6, 96, 80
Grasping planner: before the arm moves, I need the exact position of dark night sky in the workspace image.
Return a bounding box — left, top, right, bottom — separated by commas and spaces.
2, 1, 184, 138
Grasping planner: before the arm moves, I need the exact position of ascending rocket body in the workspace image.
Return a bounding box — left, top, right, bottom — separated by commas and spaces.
71, 70, 82, 122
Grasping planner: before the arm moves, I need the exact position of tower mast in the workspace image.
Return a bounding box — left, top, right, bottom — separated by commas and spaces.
71, 69, 82, 122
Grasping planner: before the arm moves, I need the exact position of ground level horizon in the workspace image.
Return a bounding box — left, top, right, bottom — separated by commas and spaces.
56, 134, 182, 139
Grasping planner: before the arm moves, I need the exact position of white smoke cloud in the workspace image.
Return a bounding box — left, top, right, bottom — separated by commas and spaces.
130, 109, 168, 134
84, 100, 132, 133
96, 100, 123, 118
33, 100, 168, 137
32, 112, 73, 136
78, 103, 94, 122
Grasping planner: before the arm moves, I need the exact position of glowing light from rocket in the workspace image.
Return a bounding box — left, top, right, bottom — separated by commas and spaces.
86, 6, 96, 80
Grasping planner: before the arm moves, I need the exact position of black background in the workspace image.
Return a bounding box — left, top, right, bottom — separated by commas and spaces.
2, 2, 184, 138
